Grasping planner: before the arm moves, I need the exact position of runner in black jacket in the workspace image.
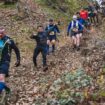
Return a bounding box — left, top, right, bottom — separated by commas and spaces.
30, 25, 56, 71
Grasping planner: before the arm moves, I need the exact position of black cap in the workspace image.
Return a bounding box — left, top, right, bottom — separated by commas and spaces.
49, 19, 53, 22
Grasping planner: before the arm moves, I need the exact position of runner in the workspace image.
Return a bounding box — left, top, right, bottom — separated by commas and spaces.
30, 24, 58, 71
67, 15, 83, 51
77, 12, 85, 37
101, 0, 105, 16
45, 19, 60, 54
93, 1, 100, 24
0, 28, 20, 93
79, 8, 90, 28
87, 2, 99, 24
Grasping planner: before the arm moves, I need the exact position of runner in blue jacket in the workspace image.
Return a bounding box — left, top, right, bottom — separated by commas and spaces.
67, 15, 83, 51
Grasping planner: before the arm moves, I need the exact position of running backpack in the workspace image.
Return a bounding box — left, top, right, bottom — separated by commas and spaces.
0, 38, 11, 61
71, 20, 79, 32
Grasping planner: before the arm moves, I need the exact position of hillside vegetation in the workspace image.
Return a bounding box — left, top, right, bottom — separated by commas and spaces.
0, 0, 105, 105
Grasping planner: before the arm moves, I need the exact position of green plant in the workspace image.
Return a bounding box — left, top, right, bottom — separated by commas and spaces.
48, 69, 95, 105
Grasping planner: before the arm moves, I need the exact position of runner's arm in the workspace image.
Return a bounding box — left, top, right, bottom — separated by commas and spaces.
67, 22, 71, 36
55, 25, 60, 33
30, 34, 37, 39
11, 40, 20, 63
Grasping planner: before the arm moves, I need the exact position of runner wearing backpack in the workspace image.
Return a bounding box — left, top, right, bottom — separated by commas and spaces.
79, 8, 91, 28
76, 12, 85, 37
30, 25, 58, 71
0, 28, 20, 94
67, 15, 83, 51
101, 0, 105, 16
87, 2, 99, 25
45, 19, 60, 54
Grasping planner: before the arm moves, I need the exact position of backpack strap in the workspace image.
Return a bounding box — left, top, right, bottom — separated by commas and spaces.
0, 38, 11, 61
76, 20, 79, 28
71, 21, 74, 29
47, 25, 50, 30
3, 39, 10, 47
71, 20, 79, 29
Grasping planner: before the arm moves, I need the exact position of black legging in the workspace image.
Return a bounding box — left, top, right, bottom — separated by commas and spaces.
89, 13, 99, 24
33, 45, 47, 67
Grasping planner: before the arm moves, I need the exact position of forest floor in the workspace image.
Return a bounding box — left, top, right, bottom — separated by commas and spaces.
1, 1, 105, 105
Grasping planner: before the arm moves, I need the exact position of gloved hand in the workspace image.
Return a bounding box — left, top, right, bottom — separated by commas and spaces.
15, 60, 20, 67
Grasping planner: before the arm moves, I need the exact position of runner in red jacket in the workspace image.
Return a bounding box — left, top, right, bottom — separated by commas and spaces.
79, 8, 91, 28
80, 9, 88, 20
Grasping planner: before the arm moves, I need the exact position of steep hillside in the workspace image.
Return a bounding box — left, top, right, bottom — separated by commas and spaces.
0, 1, 105, 105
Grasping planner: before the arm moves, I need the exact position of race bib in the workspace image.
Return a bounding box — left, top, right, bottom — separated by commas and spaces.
72, 28, 78, 32
49, 31, 55, 35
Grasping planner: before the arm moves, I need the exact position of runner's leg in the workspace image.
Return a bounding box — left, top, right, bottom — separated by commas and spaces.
76, 34, 80, 51
72, 36, 76, 49
51, 39, 56, 52
33, 47, 40, 67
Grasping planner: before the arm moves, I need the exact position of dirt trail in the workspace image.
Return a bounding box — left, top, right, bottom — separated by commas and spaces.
8, 26, 105, 105
0, 5, 105, 105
